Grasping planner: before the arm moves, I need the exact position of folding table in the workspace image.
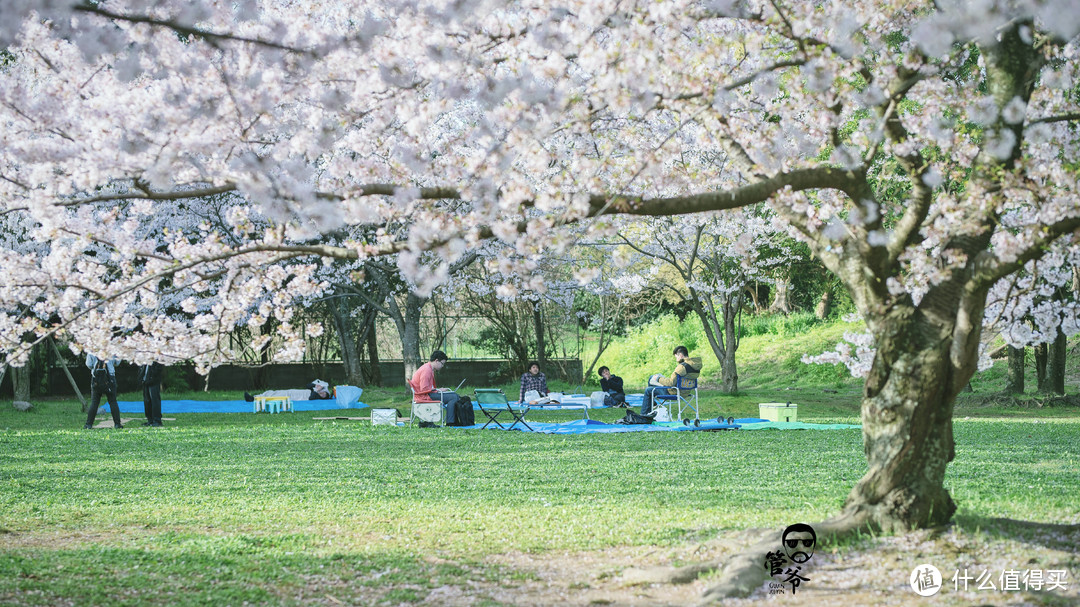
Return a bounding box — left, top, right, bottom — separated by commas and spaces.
474, 389, 532, 430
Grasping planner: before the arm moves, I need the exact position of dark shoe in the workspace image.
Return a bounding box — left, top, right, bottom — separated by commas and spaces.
142, 421, 153, 426
244, 392, 255, 402
151, 422, 163, 427
83, 423, 94, 429
114, 424, 124, 429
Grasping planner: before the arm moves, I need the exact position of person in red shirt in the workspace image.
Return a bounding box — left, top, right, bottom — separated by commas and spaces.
409, 350, 468, 426
410, 350, 448, 403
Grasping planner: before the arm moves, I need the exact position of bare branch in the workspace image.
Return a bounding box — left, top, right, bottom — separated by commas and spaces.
61, 183, 240, 207
1028, 112, 1080, 125
73, 4, 309, 54
589, 166, 864, 217
972, 216, 1080, 290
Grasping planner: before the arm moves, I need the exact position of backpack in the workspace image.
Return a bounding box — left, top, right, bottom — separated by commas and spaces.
448, 396, 474, 427
92, 361, 111, 390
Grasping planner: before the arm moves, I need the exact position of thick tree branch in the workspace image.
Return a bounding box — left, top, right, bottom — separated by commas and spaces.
73, 4, 308, 53
879, 68, 935, 268
589, 166, 864, 217
972, 216, 1080, 290
1028, 112, 1080, 125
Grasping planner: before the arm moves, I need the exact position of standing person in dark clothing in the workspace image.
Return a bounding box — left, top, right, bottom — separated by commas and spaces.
519, 361, 549, 404
85, 354, 123, 429
141, 361, 164, 427
598, 366, 627, 407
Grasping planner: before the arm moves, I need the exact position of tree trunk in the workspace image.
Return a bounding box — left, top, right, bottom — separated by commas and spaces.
401, 294, 424, 385
533, 302, 546, 370
814, 288, 832, 320
769, 279, 791, 315
1034, 342, 1048, 393
12, 363, 30, 402
1048, 329, 1066, 395
835, 313, 959, 533
365, 318, 383, 386
330, 296, 364, 387
1003, 345, 1024, 394
720, 296, 739, 393
688, 287, 742, 394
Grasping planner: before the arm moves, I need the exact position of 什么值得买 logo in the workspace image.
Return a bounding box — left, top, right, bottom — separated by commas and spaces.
764, 523, 816, 595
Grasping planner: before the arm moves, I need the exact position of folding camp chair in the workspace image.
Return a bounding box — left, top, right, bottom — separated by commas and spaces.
653, 374, 700, 426
474, 388, 531, 431
407, 379, 443, 427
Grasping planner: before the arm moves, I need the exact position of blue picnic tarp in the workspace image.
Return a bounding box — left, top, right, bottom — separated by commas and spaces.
451, 417, 741, 433
106, 385, 367, 414
448, 417, 861, 434
107, 399, 369, 414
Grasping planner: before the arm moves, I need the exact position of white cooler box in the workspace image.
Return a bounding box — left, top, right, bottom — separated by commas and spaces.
372, 408, 401, 426
759, 402, 798, 422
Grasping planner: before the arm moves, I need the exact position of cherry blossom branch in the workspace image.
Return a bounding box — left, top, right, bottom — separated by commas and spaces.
72, 4, 309, 54
58, 184, 240, 207
880, 68, 936, 266
1028, 112, 1080, 125
972, 215, 1080, 290
588, 166, 865, 217
3, 243, 316, 366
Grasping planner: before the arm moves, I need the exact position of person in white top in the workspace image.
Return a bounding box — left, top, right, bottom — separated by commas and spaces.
84, 354, 122, 429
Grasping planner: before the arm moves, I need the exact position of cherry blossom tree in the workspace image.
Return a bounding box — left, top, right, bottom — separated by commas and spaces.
3, 0, 1080, 553
615, 208, 789, 392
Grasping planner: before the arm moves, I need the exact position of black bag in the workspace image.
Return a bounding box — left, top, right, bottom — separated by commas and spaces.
618, 410, 653, 425
92, 362, 113, 392
448, 396, 474, 427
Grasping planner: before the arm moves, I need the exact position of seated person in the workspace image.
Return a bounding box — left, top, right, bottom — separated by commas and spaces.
410, 350, 461, 424
245, 379, 332, 402
641, 346, 702, 417
519, 361, 548, 404
598, 366, 627, 407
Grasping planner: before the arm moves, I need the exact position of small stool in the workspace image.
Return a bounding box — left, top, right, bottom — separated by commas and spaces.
255, 395, 292, 413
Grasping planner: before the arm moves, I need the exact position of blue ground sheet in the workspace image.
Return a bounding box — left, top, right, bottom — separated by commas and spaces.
106, 399, 369, 414
449, 417, 861, 434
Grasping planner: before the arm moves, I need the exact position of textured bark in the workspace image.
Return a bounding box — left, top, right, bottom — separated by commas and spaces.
1034, 342, 1048, 393
769, 279, 792, 315
365, 326, 382, 386
836, 306, 960, 532
1004, 345, 1025, 394
690, 288, 741, 394
1048, 329, 1067, 395
533, 303, 546, 370
720, 296, 739, 393
400, 294, 424, 384
814, 288, 832, 320
330, 296, 364, 387
12, 362, 30, 403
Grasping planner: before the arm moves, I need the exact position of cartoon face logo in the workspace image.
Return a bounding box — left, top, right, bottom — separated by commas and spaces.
782, 523, 817, 564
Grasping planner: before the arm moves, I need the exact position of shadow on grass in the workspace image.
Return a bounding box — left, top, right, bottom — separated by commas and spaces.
952, 513, 1080, 552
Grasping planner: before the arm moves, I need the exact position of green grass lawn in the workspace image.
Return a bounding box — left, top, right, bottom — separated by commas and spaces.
2, 386, 1078, 606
